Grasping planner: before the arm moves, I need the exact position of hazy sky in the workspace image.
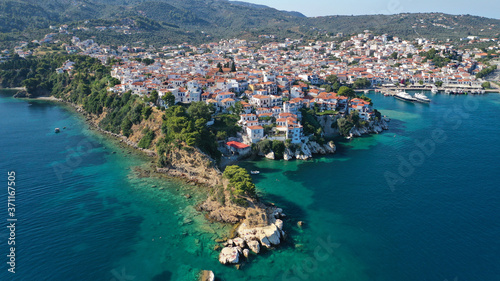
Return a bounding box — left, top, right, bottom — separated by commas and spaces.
241, 0, 500, 19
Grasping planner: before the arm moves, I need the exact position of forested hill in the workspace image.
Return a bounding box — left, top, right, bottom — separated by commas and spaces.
313, 13, 500, 40
1, 0, 500, 48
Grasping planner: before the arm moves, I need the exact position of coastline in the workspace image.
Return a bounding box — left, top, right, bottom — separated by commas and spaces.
25, 94, 290, 273
27, 95, 157, 157
32, 96, 61, 101
3, 82, 499, 281
0, 86, 26, 91
356, 86, 500, 94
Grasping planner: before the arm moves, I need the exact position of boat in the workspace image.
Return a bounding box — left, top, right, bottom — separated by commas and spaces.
250, 171, 260, 175
414, 92, 431, 103
431, 87, 438, 94
394, 91, 417, 102
55, 128, 60, 133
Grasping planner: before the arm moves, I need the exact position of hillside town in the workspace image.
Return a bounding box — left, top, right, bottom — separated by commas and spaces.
8, 30, 500, 155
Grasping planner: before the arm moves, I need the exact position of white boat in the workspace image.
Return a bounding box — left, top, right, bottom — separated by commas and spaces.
394, 91, 417, 102
414, 92, 431, 103
431, 87, 438, 94
250, 171, 260, 175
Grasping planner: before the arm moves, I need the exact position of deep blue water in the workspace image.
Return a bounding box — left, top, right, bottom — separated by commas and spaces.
1, 90, 499, 281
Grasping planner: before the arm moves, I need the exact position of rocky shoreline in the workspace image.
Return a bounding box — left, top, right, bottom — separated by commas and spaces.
26, 95, 289, 279
264, 140, 337, 161
219, 207, 285, 264
349, 119, 389, 137
29, 96, 158, 157
28, 94, 389, 280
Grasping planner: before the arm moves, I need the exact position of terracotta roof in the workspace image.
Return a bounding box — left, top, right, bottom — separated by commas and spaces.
248, 125, 263, 130
226, 141, 250, 149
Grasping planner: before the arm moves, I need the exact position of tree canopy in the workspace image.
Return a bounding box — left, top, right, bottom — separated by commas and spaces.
338, 86, 356, 99
223, 165, 256, 197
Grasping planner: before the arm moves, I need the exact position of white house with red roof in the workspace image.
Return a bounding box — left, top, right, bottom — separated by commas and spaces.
239, 113, 257, 125
250, 94, 271, 108
220, 98, 235, 110
276, 116, 303, 144
226, 141, 251, 157
349, 98, 373, 120
246, 125, 264, 143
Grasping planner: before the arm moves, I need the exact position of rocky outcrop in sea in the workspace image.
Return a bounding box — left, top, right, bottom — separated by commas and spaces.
349, 119, 389, 138
284, 140, 336, 161
217, 207, 286, 265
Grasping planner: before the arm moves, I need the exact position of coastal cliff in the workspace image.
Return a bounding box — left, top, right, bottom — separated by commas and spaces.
348, 119, 389, 137
260, 140, 337, 161
156, 144, 222, 187
318, 114, 389, 138
41, 95, 288, 270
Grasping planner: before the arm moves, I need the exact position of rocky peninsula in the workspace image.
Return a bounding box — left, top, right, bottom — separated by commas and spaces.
29, 95, 289, 277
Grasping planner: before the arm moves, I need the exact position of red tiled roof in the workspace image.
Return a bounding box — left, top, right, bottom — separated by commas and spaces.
248, 125, 264, 130
227, 141, 250, 149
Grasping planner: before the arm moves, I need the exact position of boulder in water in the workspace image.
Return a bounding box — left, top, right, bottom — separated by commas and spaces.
199, 270, 215, 281
265, 151, 275, 160
247, 240, 260, 254
219, 247, 240, 264
243, 248, 250, 258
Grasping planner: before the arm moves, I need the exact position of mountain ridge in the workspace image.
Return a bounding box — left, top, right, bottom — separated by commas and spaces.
1, 0, 499, 48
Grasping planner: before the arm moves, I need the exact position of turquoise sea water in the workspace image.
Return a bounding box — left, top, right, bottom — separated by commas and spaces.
1, 90, 499, 281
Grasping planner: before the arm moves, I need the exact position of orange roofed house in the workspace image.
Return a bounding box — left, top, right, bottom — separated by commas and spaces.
246, 125, 264, 143
226, 141, 251, 157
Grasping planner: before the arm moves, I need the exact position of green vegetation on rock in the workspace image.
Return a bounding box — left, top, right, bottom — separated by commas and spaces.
223, 165, 256, 198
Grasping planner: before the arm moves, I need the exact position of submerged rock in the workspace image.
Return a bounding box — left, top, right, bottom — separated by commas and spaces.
199, 270, 215, 281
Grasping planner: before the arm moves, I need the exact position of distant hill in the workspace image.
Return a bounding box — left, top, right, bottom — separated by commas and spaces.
230, 1, 306, 18
1, 0, 499, 48
313, 13, 500, 40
